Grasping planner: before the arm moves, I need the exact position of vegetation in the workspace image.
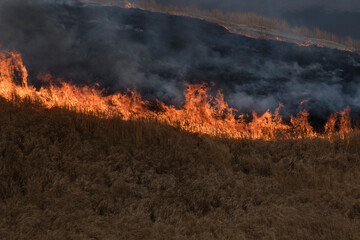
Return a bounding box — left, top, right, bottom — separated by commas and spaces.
136, 0, 360, 51
0, 97, 359, 239
80, 0, 360, 50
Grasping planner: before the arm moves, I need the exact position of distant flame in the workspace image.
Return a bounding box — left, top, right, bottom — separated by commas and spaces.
338, 48, 354, 53
124, 0, 133, 8
0, 49, 354, 140
221, 25, 258, 39
296, 40, 313, 47
295, 40, 324, 48
300, 99, 309, 105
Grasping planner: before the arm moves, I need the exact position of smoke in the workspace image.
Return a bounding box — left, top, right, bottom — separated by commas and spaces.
143, 0, 360, 39
0, 0, 360, 120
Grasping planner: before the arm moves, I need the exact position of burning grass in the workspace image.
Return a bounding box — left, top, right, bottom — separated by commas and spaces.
0, 95, 359, 239
0, 49, 355, 141
134, 0, 360, 52
0, 50, 359, 239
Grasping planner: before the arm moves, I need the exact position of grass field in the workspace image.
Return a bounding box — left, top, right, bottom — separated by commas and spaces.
81, 0, 360, 52
0, 97, 359, 239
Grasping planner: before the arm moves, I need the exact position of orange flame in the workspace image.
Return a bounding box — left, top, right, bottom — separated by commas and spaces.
339, 107, 352, 136
0, 49, 354, 140
324, 113, 337, 134
338, 48, 354, 53
324, 108, 353, 139
300, 99, 309, 105
290, 110, 316, 138
218, 25, 358, 54
219, 24, 258, 39
124, 0, 133, 8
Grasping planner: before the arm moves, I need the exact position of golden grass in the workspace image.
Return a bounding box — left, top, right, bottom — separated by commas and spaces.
0, 97, 359, 239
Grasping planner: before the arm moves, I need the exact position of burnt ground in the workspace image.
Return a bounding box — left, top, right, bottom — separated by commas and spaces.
0, 1, 360, 123
0, 2, 360, 239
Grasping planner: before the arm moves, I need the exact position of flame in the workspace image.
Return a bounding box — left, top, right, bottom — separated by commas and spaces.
221, 26, 357, 54
338, 48, 354, 53
221, 25, 233, 33
131, 2, 360, 55
290, 110, 316, 138
300, 99, 309, 105
296, 40, 313, 47
295, 41, 360, 54
339, 107, 352, 136
296, 40, 324, 48
324, 113, 337, 134
220, 25, 258, 39
324, 107, 353, 139
124, 0, 133, 8
0, 49, 354, 140
188, 17, 358, 54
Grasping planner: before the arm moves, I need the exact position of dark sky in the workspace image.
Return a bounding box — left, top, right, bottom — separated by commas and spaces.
152, 0, 360, 39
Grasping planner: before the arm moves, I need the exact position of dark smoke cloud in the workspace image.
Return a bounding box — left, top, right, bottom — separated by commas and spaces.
0, 0, 360, 121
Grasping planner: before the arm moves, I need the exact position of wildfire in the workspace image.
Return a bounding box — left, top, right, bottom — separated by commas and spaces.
338, 48, 354, 53
0, 49, 354, 140
222, 26, 358, 54
220, 24, 258, 39
294, 41, 360, 54
124, 0, 133, 8
221, 25, 233, 33
296, 40, 324, 48
300, 99, 309, 105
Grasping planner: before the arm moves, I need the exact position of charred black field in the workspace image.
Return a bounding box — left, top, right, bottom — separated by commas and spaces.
1, 1, 360, 122
0, 1, 360, 239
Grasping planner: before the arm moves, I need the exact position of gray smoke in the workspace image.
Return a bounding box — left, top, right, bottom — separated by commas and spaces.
0, 0, 360, 121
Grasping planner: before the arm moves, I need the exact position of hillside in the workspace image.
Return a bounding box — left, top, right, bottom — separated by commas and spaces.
135, 1, 360, 52
0, 98, 359, 239
1, 3, 360, 122
80, 0, 360, 52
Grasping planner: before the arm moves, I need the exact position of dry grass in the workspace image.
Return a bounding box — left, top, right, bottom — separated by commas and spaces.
135, 0, 360, 51
0, 97, 359, 239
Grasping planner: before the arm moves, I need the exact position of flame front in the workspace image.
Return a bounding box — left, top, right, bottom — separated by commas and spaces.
0, 49, 354, 140
124, 0, 133, 8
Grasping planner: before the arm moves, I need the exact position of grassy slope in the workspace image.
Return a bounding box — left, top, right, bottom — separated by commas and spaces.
80, 0, 360, 52
0, 98, 359, 239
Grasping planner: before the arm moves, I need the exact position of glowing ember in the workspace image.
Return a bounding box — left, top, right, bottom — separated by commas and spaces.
0, 49, 354, 140
219, 24, 258, 39
221, 25, 233, 33
295, 41, 359, 53
338, 48, 354, 53
124, 0, 133, 8
300, 99, 309, 105
296, 40, 314, 47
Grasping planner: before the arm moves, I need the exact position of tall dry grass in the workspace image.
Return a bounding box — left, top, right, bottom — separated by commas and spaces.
79, 0, 360, 50
136, 0, 360, 51
0, 97, 359, 239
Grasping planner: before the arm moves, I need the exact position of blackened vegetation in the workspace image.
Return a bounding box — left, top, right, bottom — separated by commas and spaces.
0, 1, 360, 124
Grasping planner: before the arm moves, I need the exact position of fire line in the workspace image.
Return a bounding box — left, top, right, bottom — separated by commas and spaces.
0, 49, 354, 140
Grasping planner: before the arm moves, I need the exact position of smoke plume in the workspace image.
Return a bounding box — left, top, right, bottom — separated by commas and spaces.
0, 0, 360, 121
